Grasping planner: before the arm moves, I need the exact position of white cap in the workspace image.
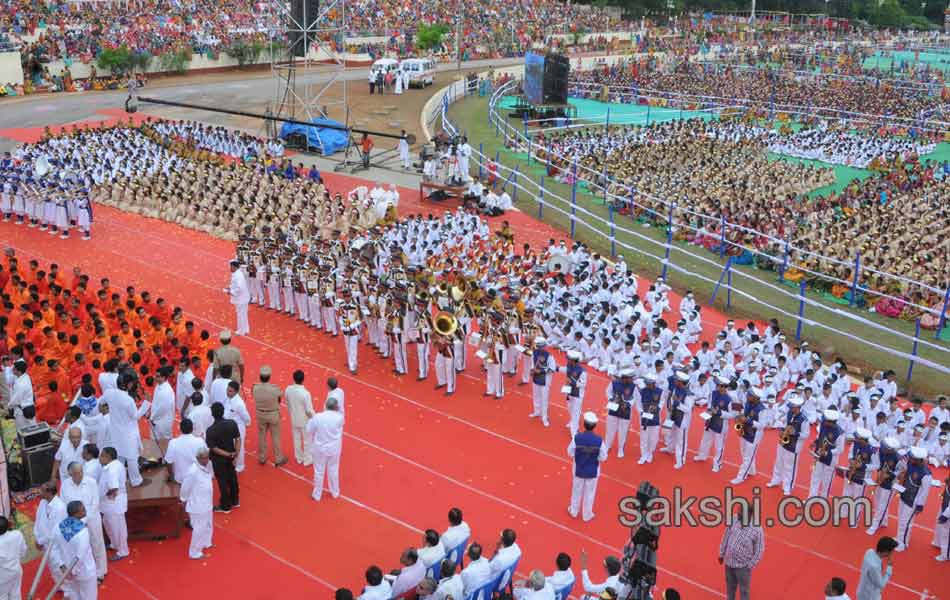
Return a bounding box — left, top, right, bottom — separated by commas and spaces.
748, 388, 763, 398
644, 374, 657, 383
883, 436, 901, 448
855, 427, 871, 439
620, 368, 635, 378
675, 371, 689, 382
715, 375, 730, 386
583, 411, 598, 425
788, 396, 804, 407
567, 350, 582, 361
534, 336, 547, 346
910, 446, 928, 460
219, 329, 232, 341
823, 409, 840, 421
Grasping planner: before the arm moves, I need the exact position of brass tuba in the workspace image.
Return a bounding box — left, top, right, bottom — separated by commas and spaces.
434, 311, 458, 337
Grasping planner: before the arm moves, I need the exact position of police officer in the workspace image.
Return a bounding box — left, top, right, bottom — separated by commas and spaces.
567, 412, 607, 522
767, 395, 807, 495
252, 366, 287, 466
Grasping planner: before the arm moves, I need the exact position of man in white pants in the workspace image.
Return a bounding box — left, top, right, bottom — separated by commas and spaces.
866, 436, 902, 536
98, 447, 129, 561
34, 481, 67, 583
307, 396, 344, 501
340, 305, 361, 374
730, 389, 768, 485
664, 371, 694, 470
839, 428, 875, 526
53, 501, 97, 600
568, 412, 608, 522
605, 370, 637, 459
808, 410, 845, 498
560, 351, 587, 436
399, 131, 412, 170
767, 396, 808, 495
695, 376, 733, 472
894, 446, 932, 552
935, 474, 950, 562
60, 463, 107, 581
226, 260, 251, 336
636, 374, 662, 464
285, 371, 315, 466
434, 335, 456, 396
528, 338, 557, 427
180, 448, 214, 560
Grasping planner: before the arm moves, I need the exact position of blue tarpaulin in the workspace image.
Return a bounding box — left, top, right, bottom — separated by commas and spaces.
278, 118, 349, 156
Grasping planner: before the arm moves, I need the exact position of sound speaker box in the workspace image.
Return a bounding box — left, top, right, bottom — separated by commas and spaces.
542, 53, 570, 105
22, 443, 55, 487
17, 422, 51, 451
290, 0, 321, 57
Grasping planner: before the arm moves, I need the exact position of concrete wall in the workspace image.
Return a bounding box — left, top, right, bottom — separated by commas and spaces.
0, 50, 23, 85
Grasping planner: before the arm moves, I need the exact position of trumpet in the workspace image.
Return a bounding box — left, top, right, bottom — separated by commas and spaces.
734, 415, 747, 432
779, 424, 796, 445
434, 311, 458, 337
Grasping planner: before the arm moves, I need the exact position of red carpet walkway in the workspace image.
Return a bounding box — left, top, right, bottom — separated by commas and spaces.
1, 171, 947, 600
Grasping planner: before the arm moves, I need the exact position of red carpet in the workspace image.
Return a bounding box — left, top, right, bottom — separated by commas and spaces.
2, 173, 948, 600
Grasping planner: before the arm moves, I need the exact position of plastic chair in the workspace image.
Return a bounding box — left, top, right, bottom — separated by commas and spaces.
446, 537, 470, 572
493, 558, 520, 596
464, 578, 498, 600
553, 580, 576, 600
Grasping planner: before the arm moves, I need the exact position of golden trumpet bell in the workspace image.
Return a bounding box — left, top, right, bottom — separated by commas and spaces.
434, 311, 458, 336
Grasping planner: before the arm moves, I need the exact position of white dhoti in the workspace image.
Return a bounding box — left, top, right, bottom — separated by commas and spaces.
604, 416, 630, 458
101, 511, 129, 557
187, 510, 213, 559
87, 513, 108, 577
569, 476, 599, 521
311, 450, 341, 501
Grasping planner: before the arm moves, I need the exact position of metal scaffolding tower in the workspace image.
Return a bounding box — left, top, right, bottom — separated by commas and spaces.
266, 0, 348, 154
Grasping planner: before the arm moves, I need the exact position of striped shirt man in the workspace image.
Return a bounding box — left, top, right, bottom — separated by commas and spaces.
719, 521, 765, 569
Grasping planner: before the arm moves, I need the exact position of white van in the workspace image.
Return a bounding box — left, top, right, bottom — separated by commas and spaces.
370, 58, 400, 79
400, 58, 435, 88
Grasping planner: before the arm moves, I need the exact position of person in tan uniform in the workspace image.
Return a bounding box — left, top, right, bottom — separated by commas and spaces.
213, 330, 245, 386
252, 365, 287, 466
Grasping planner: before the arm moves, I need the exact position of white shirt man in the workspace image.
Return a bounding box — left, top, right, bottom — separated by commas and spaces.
224, 383, 252, 473
327, 384, 345, 416
461, 550, 492, 596
99, 451, 129, 560
306, 397, 344, 501
434, 569, 464, 600
0, 521, 27, 599
180, 451, 214, 560
53, 427, 86, 482
10, 366, 35, 430
189, 397, 214, 439
285, 378, 315, 465
150, 374, 175, 451
165, 423, 206, 484
34, 484, 67, 582
489, 537, 522, 580
102, 385, 146, 486
440, 514, 471, 558
227, 262, 252, 335
60, 463, 107, 580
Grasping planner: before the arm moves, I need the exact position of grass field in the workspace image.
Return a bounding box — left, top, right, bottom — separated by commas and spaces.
448, 95, 950, 396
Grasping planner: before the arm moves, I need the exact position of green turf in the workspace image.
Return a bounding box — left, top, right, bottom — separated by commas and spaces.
863, 50, 950, 73
451, 96, 950, 396
498, 96, 714, 125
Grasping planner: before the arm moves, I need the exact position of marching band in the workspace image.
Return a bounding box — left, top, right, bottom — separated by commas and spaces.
229, 205, 949, 559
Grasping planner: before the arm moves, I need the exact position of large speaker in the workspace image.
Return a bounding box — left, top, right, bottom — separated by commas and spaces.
290, 0, 321, 58
22, 443, 55, 487
542, 53, 570, 105
17, 422, 51, 451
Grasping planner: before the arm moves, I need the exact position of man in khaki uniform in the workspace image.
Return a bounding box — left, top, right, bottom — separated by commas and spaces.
284, 370, 315, 466
252, 365, 287, 466
214, 330, 245, 385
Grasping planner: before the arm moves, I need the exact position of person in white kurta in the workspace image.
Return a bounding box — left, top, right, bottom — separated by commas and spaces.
165, 420, 206, 484
398, 131, 411, 170
226, 260, 251, 336
52, 501, 97, 600
9, 362, 36, 430
102, 381, 146, 487
0, 516, 28, 600
285, 373, 315, 466
149, 368, 176, 455
60, 463, 107, 580
180, 449, 214, 560
224, 382, 251, 473
306, 396, 344, 501
394, 72, 403, 95
53, 427, 87, 482
98, 448, 129, 560
35, 482, 68, 582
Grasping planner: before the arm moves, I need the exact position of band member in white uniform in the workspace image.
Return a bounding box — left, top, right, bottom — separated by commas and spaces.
559, 351, 587, 436
528, 338, 557, 427
767, 396, 807, 494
